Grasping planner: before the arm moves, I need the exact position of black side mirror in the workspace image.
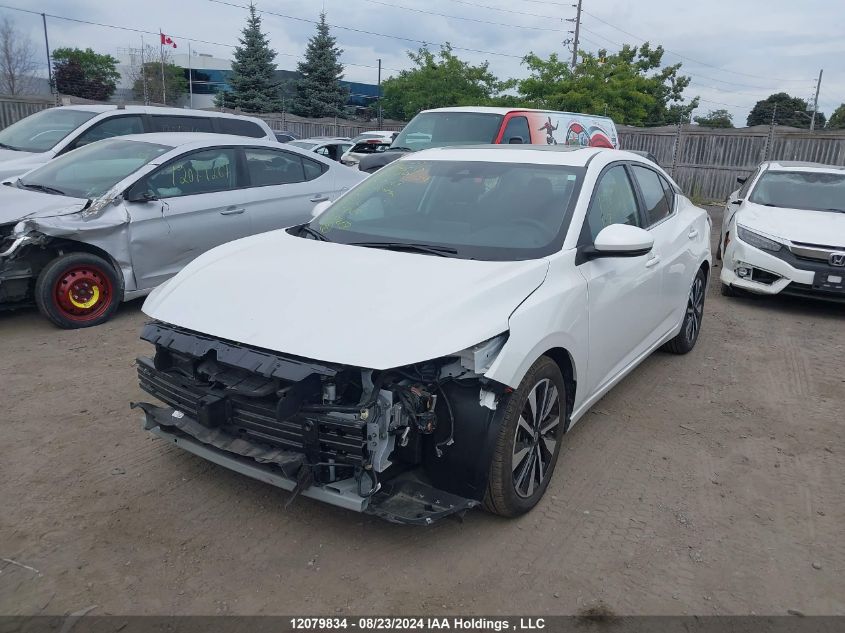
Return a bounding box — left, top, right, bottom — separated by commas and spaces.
126, 188, 158, 203
737, 177, 747, 185
508, 136, 524, 144
731, 199, 743, 205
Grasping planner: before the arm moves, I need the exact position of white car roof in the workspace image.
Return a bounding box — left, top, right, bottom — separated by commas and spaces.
408, 145, 615, 166
421, 106, 615, 121
116, 132, 280, 148
762, 161, 845, 174
54, 105, 266, 123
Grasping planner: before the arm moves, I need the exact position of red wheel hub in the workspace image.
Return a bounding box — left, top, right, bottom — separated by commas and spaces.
53, 265, 114, 322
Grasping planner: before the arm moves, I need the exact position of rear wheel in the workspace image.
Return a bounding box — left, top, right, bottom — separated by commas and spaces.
35, 252, 121, 329
484, 356, 566, 517
664, 268, 707, 354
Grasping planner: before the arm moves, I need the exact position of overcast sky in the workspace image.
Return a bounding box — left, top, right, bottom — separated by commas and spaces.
3, 0, 843, 124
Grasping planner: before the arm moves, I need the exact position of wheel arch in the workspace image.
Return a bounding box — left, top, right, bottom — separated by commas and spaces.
39, 238, 127, 297
541, 347, 577, 424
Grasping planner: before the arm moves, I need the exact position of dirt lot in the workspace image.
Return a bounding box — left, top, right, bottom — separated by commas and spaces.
1, 206, 843, 617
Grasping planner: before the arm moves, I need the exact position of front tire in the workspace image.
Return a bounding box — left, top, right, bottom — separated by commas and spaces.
484, 356, 566, 517
664, 268, 706, 354
35, 252, 122, 329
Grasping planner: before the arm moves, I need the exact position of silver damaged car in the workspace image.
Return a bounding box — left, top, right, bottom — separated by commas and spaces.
0, 132, 365, 328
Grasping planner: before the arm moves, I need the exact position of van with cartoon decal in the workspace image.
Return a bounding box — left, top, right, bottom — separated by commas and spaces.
357, 106, 619, 173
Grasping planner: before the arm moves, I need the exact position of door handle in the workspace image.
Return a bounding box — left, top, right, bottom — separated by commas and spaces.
645, 255, 661, 268
220, 207, 245, 215
688, 228, 699, 239
310, 195, 329, 203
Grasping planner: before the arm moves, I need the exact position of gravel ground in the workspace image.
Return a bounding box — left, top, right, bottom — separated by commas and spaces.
1, 206, 843, 617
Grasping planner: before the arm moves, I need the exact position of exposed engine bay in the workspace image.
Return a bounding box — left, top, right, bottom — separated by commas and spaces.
133, 321, 511, 524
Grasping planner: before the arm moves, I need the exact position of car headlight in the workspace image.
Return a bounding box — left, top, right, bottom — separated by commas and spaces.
736, 225, 782, 252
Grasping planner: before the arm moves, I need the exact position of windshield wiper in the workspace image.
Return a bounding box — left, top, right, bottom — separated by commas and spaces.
350, 241, 458, 257
297, 223, 331, 241
0, 142, 20, 151
386, 146, 413, 152
17, 180, 67, 196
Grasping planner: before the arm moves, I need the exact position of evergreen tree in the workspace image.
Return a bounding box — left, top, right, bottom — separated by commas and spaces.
216, 3, 282, 112
292, 13, 348, 118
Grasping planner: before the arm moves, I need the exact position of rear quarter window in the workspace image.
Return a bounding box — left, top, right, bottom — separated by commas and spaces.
218, 118, 267, 138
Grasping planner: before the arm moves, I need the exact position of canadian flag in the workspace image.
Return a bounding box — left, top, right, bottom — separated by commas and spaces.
160, 33, 177, 48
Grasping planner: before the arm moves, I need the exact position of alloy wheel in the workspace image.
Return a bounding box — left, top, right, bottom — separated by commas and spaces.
685, 275, 705, 342
512, 378, 561, 498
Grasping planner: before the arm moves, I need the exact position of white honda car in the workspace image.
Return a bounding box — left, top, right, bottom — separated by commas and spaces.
133, 146, 712, 524
719, 161, 845, 300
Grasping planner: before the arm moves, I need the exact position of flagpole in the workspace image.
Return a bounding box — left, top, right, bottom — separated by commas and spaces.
159, 29, 166, 105
140, 35, 148, 105
188, 42, 193, 109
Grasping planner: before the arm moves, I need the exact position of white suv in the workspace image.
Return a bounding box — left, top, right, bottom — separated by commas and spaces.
0, 105, 275, 180
719, 161, 845, 301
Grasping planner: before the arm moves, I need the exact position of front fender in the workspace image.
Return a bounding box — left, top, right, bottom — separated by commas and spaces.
484, 250, 588, 400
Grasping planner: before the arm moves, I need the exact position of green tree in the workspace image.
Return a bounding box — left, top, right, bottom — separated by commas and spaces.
746, 93, 826, 128
518, 43, 698, 126
824, 103, 845, 129
216, 2, 282, 112
132, 62, 187, 106
694, 108, 734, 128
292, 12, 347, 117
52, 47, 119, 100
380, 45, 511, 120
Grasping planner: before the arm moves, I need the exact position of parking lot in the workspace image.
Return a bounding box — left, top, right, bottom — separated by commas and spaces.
1, 205, 842, 617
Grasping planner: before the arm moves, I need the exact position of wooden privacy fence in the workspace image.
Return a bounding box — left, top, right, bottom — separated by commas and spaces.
256, 113, 403, 138
0, 95, 52, 130
619, 124, 845, 201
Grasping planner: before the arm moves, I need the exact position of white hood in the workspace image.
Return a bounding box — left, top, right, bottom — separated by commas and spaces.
143, 230, 550, 369
0, 184, 88, 226
0, 150, 49, 181
738, 201, 845, 248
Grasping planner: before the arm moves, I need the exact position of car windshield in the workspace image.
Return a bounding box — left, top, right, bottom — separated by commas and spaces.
290, 141, 317, 150
311, 159, 584, 261
0, 108, 99, 153
390, 112, 504, 152
18, 138, 170, 199
749, 170, 845, 212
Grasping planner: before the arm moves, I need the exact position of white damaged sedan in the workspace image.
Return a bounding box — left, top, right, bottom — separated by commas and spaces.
134, 146, 712, 523
719, 161, 845, 300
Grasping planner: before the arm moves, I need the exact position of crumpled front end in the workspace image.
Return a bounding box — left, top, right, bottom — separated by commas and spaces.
133, 321, 512, 524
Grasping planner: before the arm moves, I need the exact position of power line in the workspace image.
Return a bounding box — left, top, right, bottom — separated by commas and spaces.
580, 8, 808, 83
0, 3, 405, 74
208, 0, 525, 60
353, 0, 564, 32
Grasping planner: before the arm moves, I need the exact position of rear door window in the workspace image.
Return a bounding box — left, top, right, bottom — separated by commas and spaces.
151, 116, 213, 133
218, 118, 266, 138
72, 115, 145, 148
244, 147, 308, 186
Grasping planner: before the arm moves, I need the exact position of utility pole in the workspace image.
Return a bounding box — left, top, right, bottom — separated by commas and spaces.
570, 0, 583, 68
810, 68, 823, 131
40, 13, 54, 97
377, 58, 383, 128
188, 42, 193, 109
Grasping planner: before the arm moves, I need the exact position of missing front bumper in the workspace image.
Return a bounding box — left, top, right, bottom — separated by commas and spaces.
132, 401, 478, 524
